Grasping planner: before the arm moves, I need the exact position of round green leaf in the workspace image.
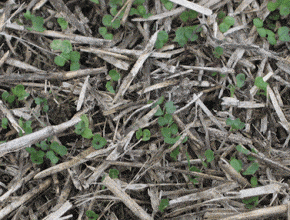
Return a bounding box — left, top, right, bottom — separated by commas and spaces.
109, 168, 119, 179
70, 62, 80, 71
137, 5, 146, 15
51, 40, 63, 50
205, 149, 214, 162
142, 129, 151, 141
242, 162, 259, 175
50, 141, 68, 156
102, 14, 113, 27
57, 17, 68, 30
267, 1, 278, 11
111, 18, 121, 29
230, 158, 242, 172
99, 27, 107, 35
257, 28, 266, 37
180, 11, 189, 22
106, 81, 115, 93
104, 33, 113, 40
253, 18, 263, 28
109, 69, 120, 81
46, 150, 59, 164
219, 23, 230, 33
223, 16, 235, 26
157, 31, 168, 43
54, 55, 66, 66
70, 51, 81, 62
61, 40, 72, 53
236, 73, 246, 88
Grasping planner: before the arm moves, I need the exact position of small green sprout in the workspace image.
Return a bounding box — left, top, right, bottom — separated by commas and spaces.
155, 31, 169, 49
158, 198, 169, 212
219, 16, 235, 33
12, 85, 29, 101
217, 11, 226, 20
90, 0, 99, 4
99, 27, 113, 40
1, 118, 8, 129
152, 96, 165, 116
158, 114, 173, 126
165, 101, 176, 114
278, 26, 290, 41
24, 10, 46, 32
57, 17, 68, 30
236, 73, 246, 88
109, 168, 119, 179
19, 118, 32, 136
106, 81, 115, 93
161, 0, 174, 10
213, 46, 223, 58
226, 118, 245, 131
186, 152, 200, 184
242, 196, 259, 209
204, 149, 214, 163
251, 176, 258, 187
34, 97, 49, 112
75, 114, 93, 139
230, 158, 243, 172
26, 140, 67, 164
50, 40, 80, 71
174, 25, 202, 47
180, 10, 198, 22
170, 147, 180, 161
136, 128, 151, 141
109, 69, 120, 81
242, 162, 259, 175
254, 76, 268, 96
92, 134, 107, 149
267, 0, 290, 16
86, 210, 99, 220
102, 14, 121, 29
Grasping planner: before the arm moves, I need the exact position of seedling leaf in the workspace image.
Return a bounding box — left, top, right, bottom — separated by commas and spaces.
230, 158, 243, 172
109, 70, 120, 81
109, 168, 119, 179
242, 162, 259, 175
236, 73, 246, 88
92, 134, 107, 149
205, 149, 214, 162
46, 150, 59, 164
50, 141, 67, 156
165, 101, 176, 114
57, 17, 68, 30
158, 198, 169, 212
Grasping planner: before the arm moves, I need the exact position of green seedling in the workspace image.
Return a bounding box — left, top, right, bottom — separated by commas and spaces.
204, 149, 214, 163
19, 118, 32, 136
267, 0, 290, 16
242, 196, 259, 209
161, 0, 174, 10
50, 40, 80, 71
102, 14, 121, 29
251, 176, 258, 187
109, 168, 119, 179
217, 11, 226, 20
219, 16, 235, 33
23, 10, 46, 32
34, 97, 49, 112
254, 76, 268, 96
152, 96, 165, 116
130, 5, 152, 18
180, 10, 198, 22
230, 157, 243, 172
155, 31, 169, 49
92, 134, 107, 149
26, 140, 67, 164
109, 69, 120, 81
213, 46, 223, 58
75, 114, 93, 139
57, 17, 68, 30
2, 84, 30, 105
1, 118, 8, 129
226, 117, 245, 131
99, 27, 113, 40
253, 18, 277, 45
186, 152, 200, 184
278, 26, 290, 41
158, 198, 169, 212
236, 73, 246, 88
90, 0, 99, 4
86, 210, 99, 220
170, 147, 180, 161
136, 128, 151, 141
174, 25, 202, 47
106, 81, 115, 93
242, 162, 259, 175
